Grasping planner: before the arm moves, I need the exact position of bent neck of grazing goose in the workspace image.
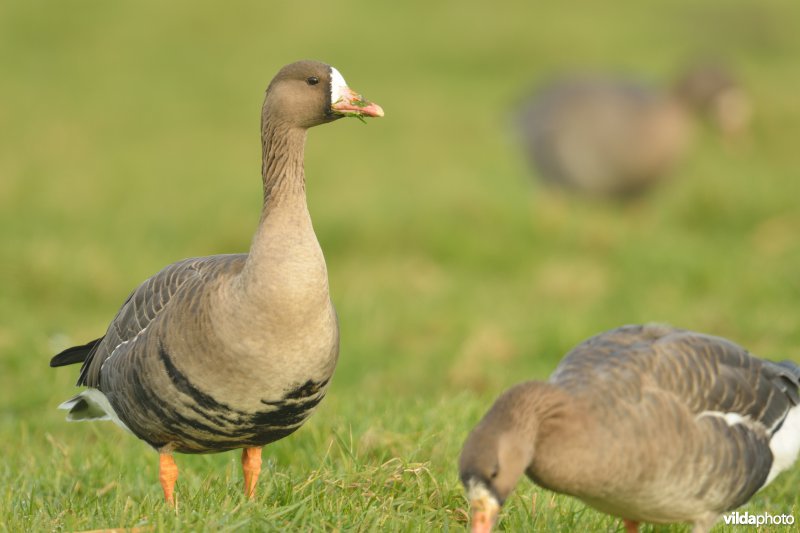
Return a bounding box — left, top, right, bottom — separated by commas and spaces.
461, 383, 562, 501
461, 382, 602, 527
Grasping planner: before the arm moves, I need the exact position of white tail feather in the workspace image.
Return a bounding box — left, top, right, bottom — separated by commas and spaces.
766, 404, 800, 485
57, 389, 131, 433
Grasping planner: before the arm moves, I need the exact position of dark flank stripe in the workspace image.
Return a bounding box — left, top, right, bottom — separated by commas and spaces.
188, 403, 247, 428
126, 358, 231, 450
159, 342, 237, 416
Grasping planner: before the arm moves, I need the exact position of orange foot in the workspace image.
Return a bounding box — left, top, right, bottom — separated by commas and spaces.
623, 519, 639, 533
159, 453, 179, 506
241, 447, 263, 499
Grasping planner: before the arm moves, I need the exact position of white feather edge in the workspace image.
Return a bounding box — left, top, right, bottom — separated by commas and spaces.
58, 388, 131, 433
101, 325, 147, 372
697, 410, 752, 427
697, 405, 800, 487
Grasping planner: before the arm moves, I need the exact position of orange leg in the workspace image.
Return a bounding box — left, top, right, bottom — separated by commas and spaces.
623, 519, 639, 533
241, 447, 263, 499
159, 453, 179, 506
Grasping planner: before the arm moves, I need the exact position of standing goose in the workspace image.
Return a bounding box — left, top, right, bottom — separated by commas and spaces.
459, 324, 800, 533
50, 60, 383, 504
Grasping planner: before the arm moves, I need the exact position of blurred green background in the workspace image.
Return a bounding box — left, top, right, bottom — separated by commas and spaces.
1, 0, 799, 530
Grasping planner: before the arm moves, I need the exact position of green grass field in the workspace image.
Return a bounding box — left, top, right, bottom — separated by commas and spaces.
2, 1, 799, 531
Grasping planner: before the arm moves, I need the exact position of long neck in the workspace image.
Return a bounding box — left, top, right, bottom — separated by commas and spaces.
237, 119, 327, 300
260, 119, 309, 216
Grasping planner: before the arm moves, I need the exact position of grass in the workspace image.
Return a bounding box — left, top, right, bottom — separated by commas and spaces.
1, 0, 799, 531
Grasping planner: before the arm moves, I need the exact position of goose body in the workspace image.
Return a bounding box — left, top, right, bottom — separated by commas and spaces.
60, 254, 337, 454
460, 324, 800, 532
51, 60, 383, 502
518, 78, 691, 197
516, 65, 750, 198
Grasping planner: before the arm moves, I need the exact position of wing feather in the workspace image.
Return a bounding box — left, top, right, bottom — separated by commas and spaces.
69, 255, 244, 387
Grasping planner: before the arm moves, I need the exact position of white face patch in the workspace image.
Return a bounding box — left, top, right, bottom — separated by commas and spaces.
466, 478, 496, 502
466, 479, 501, 528
329, 66, 349, 104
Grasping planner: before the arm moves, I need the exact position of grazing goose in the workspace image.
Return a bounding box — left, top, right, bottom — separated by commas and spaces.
50, 60, 383, 504
516, 65, 750, 198
459, 324, 800, 533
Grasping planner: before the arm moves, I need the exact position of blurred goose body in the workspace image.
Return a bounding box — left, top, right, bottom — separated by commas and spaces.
518, 78, 690, 197
50, 60, 383, 504
517, 65, 750, 197
459, 324, 800, 533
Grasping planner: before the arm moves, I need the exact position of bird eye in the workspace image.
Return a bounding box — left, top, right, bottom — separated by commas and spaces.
306, 76, 320, 86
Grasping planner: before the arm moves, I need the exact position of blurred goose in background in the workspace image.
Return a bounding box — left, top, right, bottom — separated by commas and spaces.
460, 324, 800, 533
50, 60, 383, 505
672, 63, 752, 141
516, 63, 751, 198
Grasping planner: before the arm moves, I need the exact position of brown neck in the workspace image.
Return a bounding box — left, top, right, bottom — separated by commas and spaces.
461, 382, 568, 501
528, 386, 609, 497
232, 115, 326, 306
260, 119, 309, 215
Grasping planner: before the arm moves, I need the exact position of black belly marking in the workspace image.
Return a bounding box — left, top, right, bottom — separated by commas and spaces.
118, 346, 332, 453
251, 395, 323, 427
255, 378, 329, 426
281, 378, 330, 400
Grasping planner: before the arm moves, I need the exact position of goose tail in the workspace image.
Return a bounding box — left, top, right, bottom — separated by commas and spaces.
57, 389, 131, 432
50, 338, 102, 367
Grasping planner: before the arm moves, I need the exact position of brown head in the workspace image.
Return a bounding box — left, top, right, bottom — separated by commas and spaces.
459, 382, 551, 533
262, 60, 383, 130
672, 63, 751, 138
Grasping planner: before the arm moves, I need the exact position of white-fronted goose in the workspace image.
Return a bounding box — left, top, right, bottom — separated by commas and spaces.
516, 65, 750, 198
459, 324, 800, 533
50, 60, 383, 504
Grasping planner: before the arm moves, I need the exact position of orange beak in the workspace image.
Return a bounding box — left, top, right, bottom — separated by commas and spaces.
469, 497, 500, 533
331, 86, 384, 118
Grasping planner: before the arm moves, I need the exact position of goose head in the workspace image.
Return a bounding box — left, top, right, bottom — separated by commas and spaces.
673, 63, 751, 139
262, 60, 384, 129
459, 430, 535, 532
459, 384, 542, 533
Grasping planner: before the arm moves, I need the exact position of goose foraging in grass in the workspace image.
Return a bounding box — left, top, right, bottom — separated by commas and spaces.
516, 64, 750, 198
50, 60, 383, 504
459, 324, 800, 533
